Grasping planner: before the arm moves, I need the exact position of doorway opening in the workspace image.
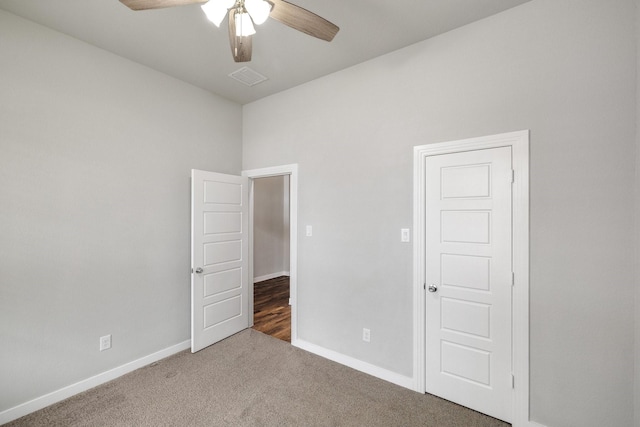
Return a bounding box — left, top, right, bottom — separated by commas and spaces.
251, 175, 291, 342
243, 164, 299, 345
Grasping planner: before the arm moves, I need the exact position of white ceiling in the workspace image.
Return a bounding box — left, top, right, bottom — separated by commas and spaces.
0, 0, 531, 104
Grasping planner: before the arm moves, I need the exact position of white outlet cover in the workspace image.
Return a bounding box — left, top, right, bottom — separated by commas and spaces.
306, 225, 313, 237
100, 334, 111, 351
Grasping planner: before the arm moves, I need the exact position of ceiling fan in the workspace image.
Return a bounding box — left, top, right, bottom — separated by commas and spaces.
119, 0, 339, 63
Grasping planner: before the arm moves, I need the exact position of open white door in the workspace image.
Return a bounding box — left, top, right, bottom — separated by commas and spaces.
191, 169, 249, 353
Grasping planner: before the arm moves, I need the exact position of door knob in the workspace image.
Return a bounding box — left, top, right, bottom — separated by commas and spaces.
195, 267, 203, 274
428, 284, 438, 293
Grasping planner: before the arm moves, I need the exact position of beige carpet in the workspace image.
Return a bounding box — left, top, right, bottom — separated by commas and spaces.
6, 329, 509, 426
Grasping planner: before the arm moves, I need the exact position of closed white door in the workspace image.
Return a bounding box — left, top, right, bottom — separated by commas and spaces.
425, 147, 513, 422
191, 170, 249, 353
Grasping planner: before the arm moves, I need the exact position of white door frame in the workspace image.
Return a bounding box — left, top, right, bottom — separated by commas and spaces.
413, 131, 530, 426
242, 164, 299, 344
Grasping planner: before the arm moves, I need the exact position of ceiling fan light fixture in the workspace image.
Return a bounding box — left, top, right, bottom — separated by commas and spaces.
123, 0, 339, 63
235, 11, 256, 37
244, 0, 271, 25
201, 0, 235, 27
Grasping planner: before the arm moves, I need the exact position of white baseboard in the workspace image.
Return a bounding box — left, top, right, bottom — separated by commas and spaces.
0, 340, 191, 425
294, 339, 414, 390
254, 271, 289, 283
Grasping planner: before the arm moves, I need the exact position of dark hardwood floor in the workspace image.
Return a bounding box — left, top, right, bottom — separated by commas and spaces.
252, 276, 291, 342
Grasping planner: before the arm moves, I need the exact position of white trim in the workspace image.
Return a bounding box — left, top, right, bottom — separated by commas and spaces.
413, 130, 530, 426
242, 164, 299, 345
243, 164, 298, 179
0, 340, 190, 425
294, 339, 414, 390
254, 271, 290, 283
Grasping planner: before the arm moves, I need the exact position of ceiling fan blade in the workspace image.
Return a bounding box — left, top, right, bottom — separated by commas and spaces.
119, 0, 206, 11
269, 0, 339, 42
228, 9, 253, 63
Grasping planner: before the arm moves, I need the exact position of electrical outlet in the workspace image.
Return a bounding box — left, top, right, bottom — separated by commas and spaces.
306, 225, 313, 237
362, 328, 371, 343
99, 334, 111, 351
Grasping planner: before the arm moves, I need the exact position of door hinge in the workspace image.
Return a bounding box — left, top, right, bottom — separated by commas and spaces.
511, 374, 515, 388
511, 272, 515, 286
423, 283, 426, 290
511, 169, 515, 183
191, 268, 194, 274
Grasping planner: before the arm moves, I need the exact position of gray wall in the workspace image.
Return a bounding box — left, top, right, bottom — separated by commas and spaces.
0, 11, 242, 411
253, 176, 290, 280
243, 1, 637, 426
636, 1, 640, 425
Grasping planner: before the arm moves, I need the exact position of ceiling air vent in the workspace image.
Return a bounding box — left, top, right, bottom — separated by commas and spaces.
228, 66, 268, 87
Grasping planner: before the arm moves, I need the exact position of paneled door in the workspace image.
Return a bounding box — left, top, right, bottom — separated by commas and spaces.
425, 147, 513, 422
191, 170, 249, 353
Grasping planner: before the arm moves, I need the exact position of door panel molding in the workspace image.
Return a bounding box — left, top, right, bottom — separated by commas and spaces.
413, 131, 530, 426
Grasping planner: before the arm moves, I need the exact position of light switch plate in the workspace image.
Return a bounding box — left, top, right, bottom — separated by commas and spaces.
401, 228, 410, 242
